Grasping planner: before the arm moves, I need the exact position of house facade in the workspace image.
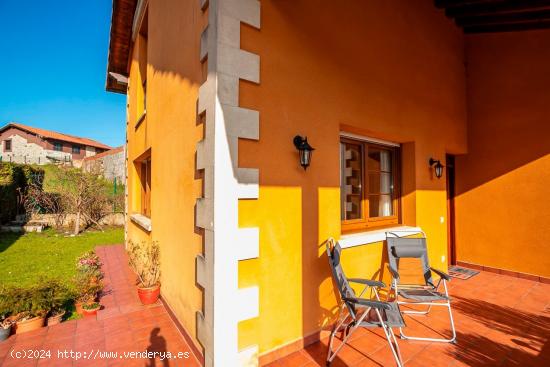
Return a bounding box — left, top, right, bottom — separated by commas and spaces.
0, 122, 112, 167
106, 1, 550, 366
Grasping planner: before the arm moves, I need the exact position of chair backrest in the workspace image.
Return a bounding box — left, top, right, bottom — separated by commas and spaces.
326, 238, 357, 316
386, 236, 434, 286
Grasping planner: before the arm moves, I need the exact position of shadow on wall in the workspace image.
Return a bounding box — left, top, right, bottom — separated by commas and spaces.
456, 31, 550, 196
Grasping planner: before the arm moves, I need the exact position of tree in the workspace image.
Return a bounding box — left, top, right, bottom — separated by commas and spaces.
25, 166, 119, 234
56, 167, 112, 235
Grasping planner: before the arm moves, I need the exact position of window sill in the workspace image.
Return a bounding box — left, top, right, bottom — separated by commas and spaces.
339, 225, 422, 249
130, 213, 151, 232
135, 110, 147, 128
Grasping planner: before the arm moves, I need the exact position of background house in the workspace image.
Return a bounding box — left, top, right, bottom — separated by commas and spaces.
0, 122, 112, 166
83, 145, 126, 184
106, 0, 550, 366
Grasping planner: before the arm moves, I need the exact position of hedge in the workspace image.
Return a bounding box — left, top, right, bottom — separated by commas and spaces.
0, 163, 44, 224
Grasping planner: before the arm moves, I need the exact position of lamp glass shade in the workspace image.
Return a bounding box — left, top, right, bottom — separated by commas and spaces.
300, 148, 312, 169
294, 135, 314, 170
434, 161, 443, 178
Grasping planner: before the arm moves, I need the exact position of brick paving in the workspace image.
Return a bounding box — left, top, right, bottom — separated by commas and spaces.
2, 244, 549, 367
0, 245, 201, 367
267, 271, 550, 367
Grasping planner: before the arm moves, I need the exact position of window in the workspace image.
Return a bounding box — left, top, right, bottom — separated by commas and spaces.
140, 157, 152, 218
340, 137, 400, 231
136, 11, 148, 122
53, 142, 63, 151
142, 79, 147, 113
4, 140, 11, 152
72, 145, 81, 154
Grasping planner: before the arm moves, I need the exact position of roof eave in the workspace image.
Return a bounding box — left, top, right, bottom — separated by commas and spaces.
105, 0, 138, 94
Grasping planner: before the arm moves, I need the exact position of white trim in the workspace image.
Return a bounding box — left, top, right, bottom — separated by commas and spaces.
196, 1, 261, 366
132, 0, 148, 41
340, 131, 400, 147
339, 226, 422, 248
129, 213, 151, 232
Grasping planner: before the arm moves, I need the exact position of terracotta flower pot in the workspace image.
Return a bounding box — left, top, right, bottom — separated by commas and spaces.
75, 302, 84, 315
137, 283, 160, 305
82, 305, 101, 317
47, 311, 66, 326
14, 315, 45, 334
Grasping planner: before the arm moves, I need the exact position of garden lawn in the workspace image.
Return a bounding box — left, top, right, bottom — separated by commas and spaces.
0, 227, 123, 287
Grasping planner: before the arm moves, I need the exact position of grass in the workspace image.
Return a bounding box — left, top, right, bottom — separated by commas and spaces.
0, 227, 123, 288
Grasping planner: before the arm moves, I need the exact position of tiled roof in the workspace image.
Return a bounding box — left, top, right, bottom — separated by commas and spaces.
83, 146, 125, 161
1, 122, 113, 150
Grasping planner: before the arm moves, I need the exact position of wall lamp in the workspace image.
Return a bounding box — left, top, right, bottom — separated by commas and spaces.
429, 158, 444, 179
293, 135, 314, 170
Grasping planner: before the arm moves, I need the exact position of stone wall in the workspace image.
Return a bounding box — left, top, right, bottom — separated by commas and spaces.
0, 133, 71, 165
83, 146, 126, 184
31, 213, 125, 227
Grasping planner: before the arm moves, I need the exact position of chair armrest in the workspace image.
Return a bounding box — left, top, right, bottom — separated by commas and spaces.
348, 278, 386, 288
387, 265, 400, 280
343, 297, 391, 310
430, 267, 451, 281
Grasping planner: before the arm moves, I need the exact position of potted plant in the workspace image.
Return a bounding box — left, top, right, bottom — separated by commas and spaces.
0, 318, 12, 341
73, 251, 104, 315
128, 241, 161, 305
82, 302, 101, 316
44, 280, 71, 326
11, 285, 48, 334
0, 287, 14, 340
73, 272, 102, 315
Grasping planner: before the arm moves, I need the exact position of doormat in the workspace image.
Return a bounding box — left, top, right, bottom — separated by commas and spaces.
448, 266, 479, 280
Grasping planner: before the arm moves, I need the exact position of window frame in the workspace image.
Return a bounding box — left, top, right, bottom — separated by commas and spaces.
72, 145, 81, 154
4, 139, 12, 152
139, 156, 152, 218
53, 141, 63, 152
340, 137, 401, 232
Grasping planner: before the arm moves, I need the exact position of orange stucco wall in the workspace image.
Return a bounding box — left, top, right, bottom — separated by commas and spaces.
238, 0, 467, 356
125, 0, 206, 351
455, 30, 550, 278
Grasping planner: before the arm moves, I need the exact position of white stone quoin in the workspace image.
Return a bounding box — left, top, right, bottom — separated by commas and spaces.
195, 1, 261, 366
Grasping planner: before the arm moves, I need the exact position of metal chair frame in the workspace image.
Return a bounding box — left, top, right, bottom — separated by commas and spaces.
386, 231, 457, 344
326, 238, 404, 367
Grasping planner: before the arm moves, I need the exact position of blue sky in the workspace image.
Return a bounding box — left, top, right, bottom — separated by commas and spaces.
0, 0, 126, 148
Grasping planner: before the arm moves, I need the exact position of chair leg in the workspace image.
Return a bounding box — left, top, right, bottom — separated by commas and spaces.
327, 308, 349, 365
399, 302, 456, 343
327, 308, 370, 365
375, 309, 403, 367
402, 304, 433, 315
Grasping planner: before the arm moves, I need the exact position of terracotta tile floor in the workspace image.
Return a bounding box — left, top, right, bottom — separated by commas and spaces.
268, 271, 550, 367
0, 245, 201, 367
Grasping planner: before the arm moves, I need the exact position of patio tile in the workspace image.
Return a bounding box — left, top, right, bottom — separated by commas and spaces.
12, 334, 46, 350
104, 330, 134, 351
270, 270, 550, 367
74, 329, 105, 348
0, 245, 201, 367
42, 334, 75, 351
75, 318, 103, 334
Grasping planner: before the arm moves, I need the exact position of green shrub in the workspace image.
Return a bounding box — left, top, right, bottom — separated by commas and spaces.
0, 278, 72, 320
0, 163, 44, 224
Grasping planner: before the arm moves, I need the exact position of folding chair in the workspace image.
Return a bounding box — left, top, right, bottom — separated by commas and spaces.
386, 231, 456, 343
326, 238, 404, 367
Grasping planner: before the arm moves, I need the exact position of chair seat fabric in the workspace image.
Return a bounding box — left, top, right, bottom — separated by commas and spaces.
398, 288, 448, 301
359, 303, 406, 328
